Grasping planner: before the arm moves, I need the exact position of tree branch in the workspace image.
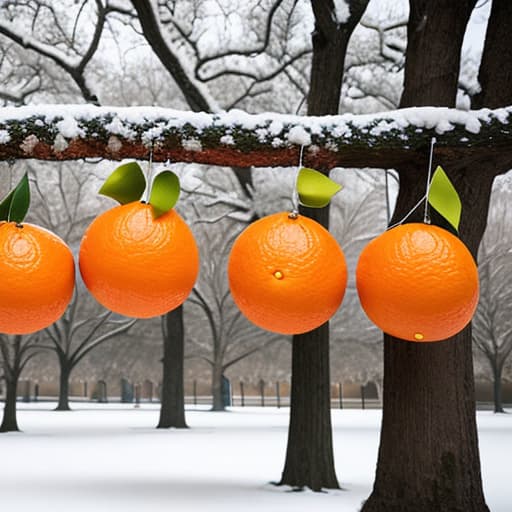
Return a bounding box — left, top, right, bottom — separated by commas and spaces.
129, 0, 214, 112
1, 105, 512, 172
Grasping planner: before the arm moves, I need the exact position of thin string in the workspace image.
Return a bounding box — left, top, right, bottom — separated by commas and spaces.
387, 136, 437, 230
144, 142, 154, 203
387, 193, 428, 230
423, 136, 437, 223
290, 145, 304, 215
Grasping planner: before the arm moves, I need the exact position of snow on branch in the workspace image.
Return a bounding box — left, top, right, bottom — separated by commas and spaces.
0, 104, 512, 170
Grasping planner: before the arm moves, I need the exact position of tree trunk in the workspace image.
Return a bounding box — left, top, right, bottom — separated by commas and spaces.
279, 317, 338, 490
307, 0, 369, 114
472, 0, 512, 110
55, 362, 72, 411
362, 1, 491, 510
278, 1, 369, 491
0, 377, 19, 432
279, 204, 338, 490
158, 306, 187, 428
362, 167, 492, 512
211, 363, 224, 412
399, 0, 477, 108
491, 360, 505, 414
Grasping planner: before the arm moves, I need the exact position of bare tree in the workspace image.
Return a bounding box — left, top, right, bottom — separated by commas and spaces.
158, 305, 187, 427
188, 208, 282, 411
0, 0, 114, 103
0, 333, 40, 432
41, 301, 136, 410
28, 162, 136, 410
473, 172, 512, 413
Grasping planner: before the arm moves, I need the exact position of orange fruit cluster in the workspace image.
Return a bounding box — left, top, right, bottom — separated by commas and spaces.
356, 223, 479, 342
0, 167, 479, 345
0, 222, 75, 335
228, 212, 347, 335
79, 201, 199, 318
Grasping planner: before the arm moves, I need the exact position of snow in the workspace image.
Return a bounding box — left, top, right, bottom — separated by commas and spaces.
52, 133, 69, 152
182, 138, 203, 152
20, 134, 39, 154
0, 19, 81, 70
220, 134, 235, 145
0, 404, 510, 512
333, 1, 351, 24
0, 129, 10, 143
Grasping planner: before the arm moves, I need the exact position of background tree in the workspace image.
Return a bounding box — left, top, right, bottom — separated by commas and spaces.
0, 333, 40, 432
473, 172, 512, 413
187, 196, 282, 411
24, 163, 135, 411
0, 0, 111, 103
157, 306, 187, 427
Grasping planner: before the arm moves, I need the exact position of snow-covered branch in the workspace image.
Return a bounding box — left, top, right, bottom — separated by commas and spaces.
0, 1, 108, 104
1, 104, 512, 170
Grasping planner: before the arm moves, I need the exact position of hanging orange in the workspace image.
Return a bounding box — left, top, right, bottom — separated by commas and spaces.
356, 223, 479, 342
79, 202, 199, 318
0, 222, 75, 335
228, 212, 347, 335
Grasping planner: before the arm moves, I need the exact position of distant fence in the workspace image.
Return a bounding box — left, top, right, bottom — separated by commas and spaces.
1, 378, 508, 410
0, 378, 382, 409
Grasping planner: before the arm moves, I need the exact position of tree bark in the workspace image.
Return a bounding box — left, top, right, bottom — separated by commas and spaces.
211, 363, 225, 412
307, 0, 369, 114
399, 0, 477, 108
279, 306, 338, 490
157, 306, 187, 429
363, 1, 492, 510
363, 166, 493, 512
278, 0, 369, 491
491, 360, 505, 414
0, 377, 19, 432
472, 0, 512, 109
55, 361, 72, 411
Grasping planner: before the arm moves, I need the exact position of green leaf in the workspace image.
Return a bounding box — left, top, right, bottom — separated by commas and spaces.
0, 188, 15, 221
149, 170, 181, 218
0, 173, 30, 223
297, 167, 342, 208
428, 166, 462, 231
99, 162, 146, 204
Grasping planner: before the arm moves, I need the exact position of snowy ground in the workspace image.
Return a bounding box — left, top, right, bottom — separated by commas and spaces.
0, 404, 510, 512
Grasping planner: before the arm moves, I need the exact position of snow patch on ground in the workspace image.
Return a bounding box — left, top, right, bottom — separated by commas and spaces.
0, 405, 510, 512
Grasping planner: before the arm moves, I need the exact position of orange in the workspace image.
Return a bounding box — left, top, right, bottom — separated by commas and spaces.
79, 201, 199, 318
0, 221, 75, 335
228, 212, 347, 335
356, 223, 479, 342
